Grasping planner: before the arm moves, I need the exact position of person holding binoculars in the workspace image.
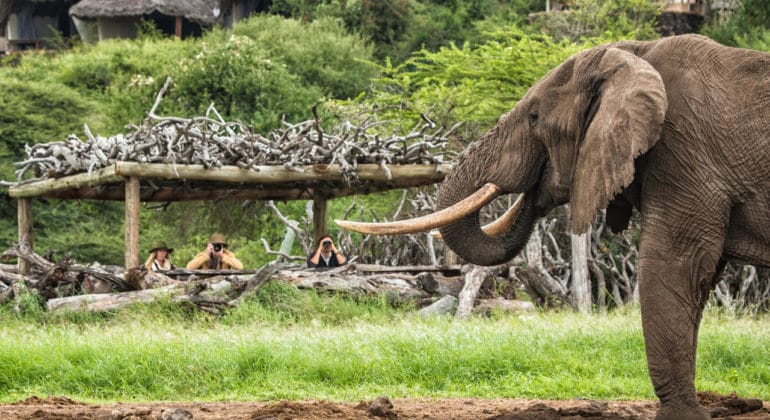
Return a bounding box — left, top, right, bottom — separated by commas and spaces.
186, 233, 244, 270
307, 234, 347, 268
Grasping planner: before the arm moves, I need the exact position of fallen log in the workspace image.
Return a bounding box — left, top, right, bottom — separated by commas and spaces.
47, 285, 183, 312
418, 295, 458, 317
456, 266, 494, 319
352, 263, 462, 276
274, 268, 430, 301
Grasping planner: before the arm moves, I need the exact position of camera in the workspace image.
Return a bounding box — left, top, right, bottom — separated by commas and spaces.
213, 243, 223, 252
322, 240, 332, 247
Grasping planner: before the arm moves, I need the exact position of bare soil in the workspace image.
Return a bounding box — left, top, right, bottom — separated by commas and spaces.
0, 392, 767, 419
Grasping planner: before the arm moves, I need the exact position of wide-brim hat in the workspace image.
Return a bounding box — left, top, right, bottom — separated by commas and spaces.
149, 240, 173, 254
209, 233, 228, 246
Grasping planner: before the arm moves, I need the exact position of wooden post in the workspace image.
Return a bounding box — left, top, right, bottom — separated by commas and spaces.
175, 16, 182, 39
570, 231, 591, 313
125, 177, 140, 268
312, 195, 328, 245
17, 198, 33, 275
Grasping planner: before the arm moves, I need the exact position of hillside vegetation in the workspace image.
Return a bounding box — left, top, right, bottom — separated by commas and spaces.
0, 0, 768, 270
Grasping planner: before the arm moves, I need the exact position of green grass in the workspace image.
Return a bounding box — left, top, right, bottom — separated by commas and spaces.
0, 285, 767, 403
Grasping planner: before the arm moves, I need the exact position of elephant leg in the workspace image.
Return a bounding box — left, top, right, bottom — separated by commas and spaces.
638, 236, 722, 420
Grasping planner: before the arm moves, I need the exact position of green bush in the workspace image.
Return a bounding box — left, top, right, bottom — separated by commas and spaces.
170, 30, 323, 132
529, 0, 662, 42
702, 0, 770, 49
232, 15, 377, 100
361, 29, 591, 138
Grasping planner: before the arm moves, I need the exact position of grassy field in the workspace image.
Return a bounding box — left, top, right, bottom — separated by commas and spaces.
0, 282, 767, 403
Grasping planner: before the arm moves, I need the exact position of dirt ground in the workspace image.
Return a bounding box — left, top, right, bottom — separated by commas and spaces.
0, 392, 767, 420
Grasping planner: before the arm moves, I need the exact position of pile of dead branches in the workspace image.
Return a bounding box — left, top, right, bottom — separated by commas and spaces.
10, 78, 457, 185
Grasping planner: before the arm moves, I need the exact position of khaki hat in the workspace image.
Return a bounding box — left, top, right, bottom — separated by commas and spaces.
209, 233, 227, 246
149, 240, 173, 254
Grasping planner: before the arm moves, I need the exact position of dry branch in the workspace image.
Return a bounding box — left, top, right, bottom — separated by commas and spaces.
7, 78, 457, 187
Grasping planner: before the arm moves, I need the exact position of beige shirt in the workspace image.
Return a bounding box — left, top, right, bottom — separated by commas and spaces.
186, 249, 244, 270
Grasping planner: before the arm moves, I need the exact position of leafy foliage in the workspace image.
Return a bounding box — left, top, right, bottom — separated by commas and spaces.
361, 29, 592, 139
528, 0, 663, 42
701, 0, 770, 50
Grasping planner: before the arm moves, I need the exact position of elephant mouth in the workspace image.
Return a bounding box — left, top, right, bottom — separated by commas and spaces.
335, 182, 525, 237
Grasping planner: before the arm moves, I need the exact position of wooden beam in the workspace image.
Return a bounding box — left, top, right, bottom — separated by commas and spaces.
174, 16, 182, 39
114, 162, 450, 184
8, 165, 121, 198
124, 177, 140, 269
17, 198, 33, 275
9, 163, 452, 201
312, 195, 328, 244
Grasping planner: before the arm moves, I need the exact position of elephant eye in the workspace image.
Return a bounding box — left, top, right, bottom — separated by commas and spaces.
528, 111, 538, 127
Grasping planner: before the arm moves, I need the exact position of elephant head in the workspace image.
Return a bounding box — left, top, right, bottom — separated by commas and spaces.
338, 44, 667, 266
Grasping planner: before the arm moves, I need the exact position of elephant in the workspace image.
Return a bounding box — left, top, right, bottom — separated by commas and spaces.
337, 34, 770, 419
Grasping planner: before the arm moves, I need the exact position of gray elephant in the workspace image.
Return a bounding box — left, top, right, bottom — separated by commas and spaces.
338, 34, 770, 419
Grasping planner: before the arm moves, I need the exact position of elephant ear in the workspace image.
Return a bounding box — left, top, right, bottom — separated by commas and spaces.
570, 47, 667, 234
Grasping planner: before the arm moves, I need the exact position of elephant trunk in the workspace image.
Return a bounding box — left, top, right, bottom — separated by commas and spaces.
436, 180, 537, 266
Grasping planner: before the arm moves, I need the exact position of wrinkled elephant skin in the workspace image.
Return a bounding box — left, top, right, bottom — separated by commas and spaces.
435, 35, 769, 419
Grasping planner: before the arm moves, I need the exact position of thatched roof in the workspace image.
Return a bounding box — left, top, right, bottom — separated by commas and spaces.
69, 0, 222, 26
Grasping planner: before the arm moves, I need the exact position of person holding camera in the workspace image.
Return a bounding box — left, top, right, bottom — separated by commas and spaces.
186, 233, 244, 270
307, 234, 347, 268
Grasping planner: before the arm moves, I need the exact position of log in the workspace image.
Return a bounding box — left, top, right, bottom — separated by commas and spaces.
353, 264, 462, 275
46, 285, 183, 312
0, 268, 24, 285
417, 295, 458, 317
8, 165, 122, 198
163, 269, 257, 278
456, 266, 492, 319
113, 162, 450, 185
0, 264, 18, 273
274, 269, 430, 301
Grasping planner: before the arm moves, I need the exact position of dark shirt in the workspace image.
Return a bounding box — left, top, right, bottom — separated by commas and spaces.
307, 251, 345, 268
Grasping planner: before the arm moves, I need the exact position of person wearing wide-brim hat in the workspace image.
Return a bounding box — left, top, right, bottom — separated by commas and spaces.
145, 240, 176, 271
186, 233, 244, 270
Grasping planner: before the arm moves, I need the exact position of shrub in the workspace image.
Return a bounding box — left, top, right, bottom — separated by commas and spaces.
232, 15, 377, 100
361, 29, 591, 138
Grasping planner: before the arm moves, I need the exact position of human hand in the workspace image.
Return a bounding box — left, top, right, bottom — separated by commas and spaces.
320, 237, 334, 251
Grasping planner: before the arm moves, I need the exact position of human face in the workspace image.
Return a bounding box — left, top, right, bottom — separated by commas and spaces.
156, 249, 169, 261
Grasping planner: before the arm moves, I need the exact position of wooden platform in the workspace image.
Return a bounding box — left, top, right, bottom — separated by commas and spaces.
9, 162, 451, 270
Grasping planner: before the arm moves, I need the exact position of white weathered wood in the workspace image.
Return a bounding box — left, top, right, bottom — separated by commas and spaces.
9, 165, 122, 198
275, 269, 429, 301
570, 232, 591, 312
418, 295, 458, 317
113, 162, 450, 185
352, 263, 462, 274
456, 266, 490, 319
46, 285, 182, 312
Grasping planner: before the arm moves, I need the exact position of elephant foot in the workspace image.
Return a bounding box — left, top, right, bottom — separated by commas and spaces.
655, 401, 710, 420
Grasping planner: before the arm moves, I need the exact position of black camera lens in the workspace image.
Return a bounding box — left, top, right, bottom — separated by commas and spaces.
213, 243, 223, 252
322, 240, 331, 247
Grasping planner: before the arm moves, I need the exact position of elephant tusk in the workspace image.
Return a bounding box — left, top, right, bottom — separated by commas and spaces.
431, 193, 525, 239
335, 182, 502, 235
